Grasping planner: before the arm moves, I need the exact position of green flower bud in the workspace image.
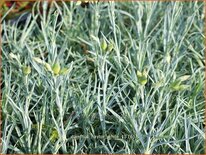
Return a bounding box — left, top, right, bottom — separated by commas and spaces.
142, 69, 148, 77
33, 57, 44, 64
178, 75, 190, 82
170, 80, 190, 91
9, 53, 18, 60
50, 129, 59, 143
52, 63, 61, 75
107, 42, 114, 52
59, 68, 69, 75
169, 80, 181, 91
138, 76, 147, 85
137, 70, 147, 85
23, 66, 31, 75
44, 63, 53, 72
137, 71, 142, 78
101, 39, 107, 51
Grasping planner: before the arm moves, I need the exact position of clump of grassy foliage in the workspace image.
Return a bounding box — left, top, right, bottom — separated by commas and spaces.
1, 1, 205, 154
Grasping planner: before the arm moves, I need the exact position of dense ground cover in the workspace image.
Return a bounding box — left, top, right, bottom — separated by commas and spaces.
1, 1, 205, 154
